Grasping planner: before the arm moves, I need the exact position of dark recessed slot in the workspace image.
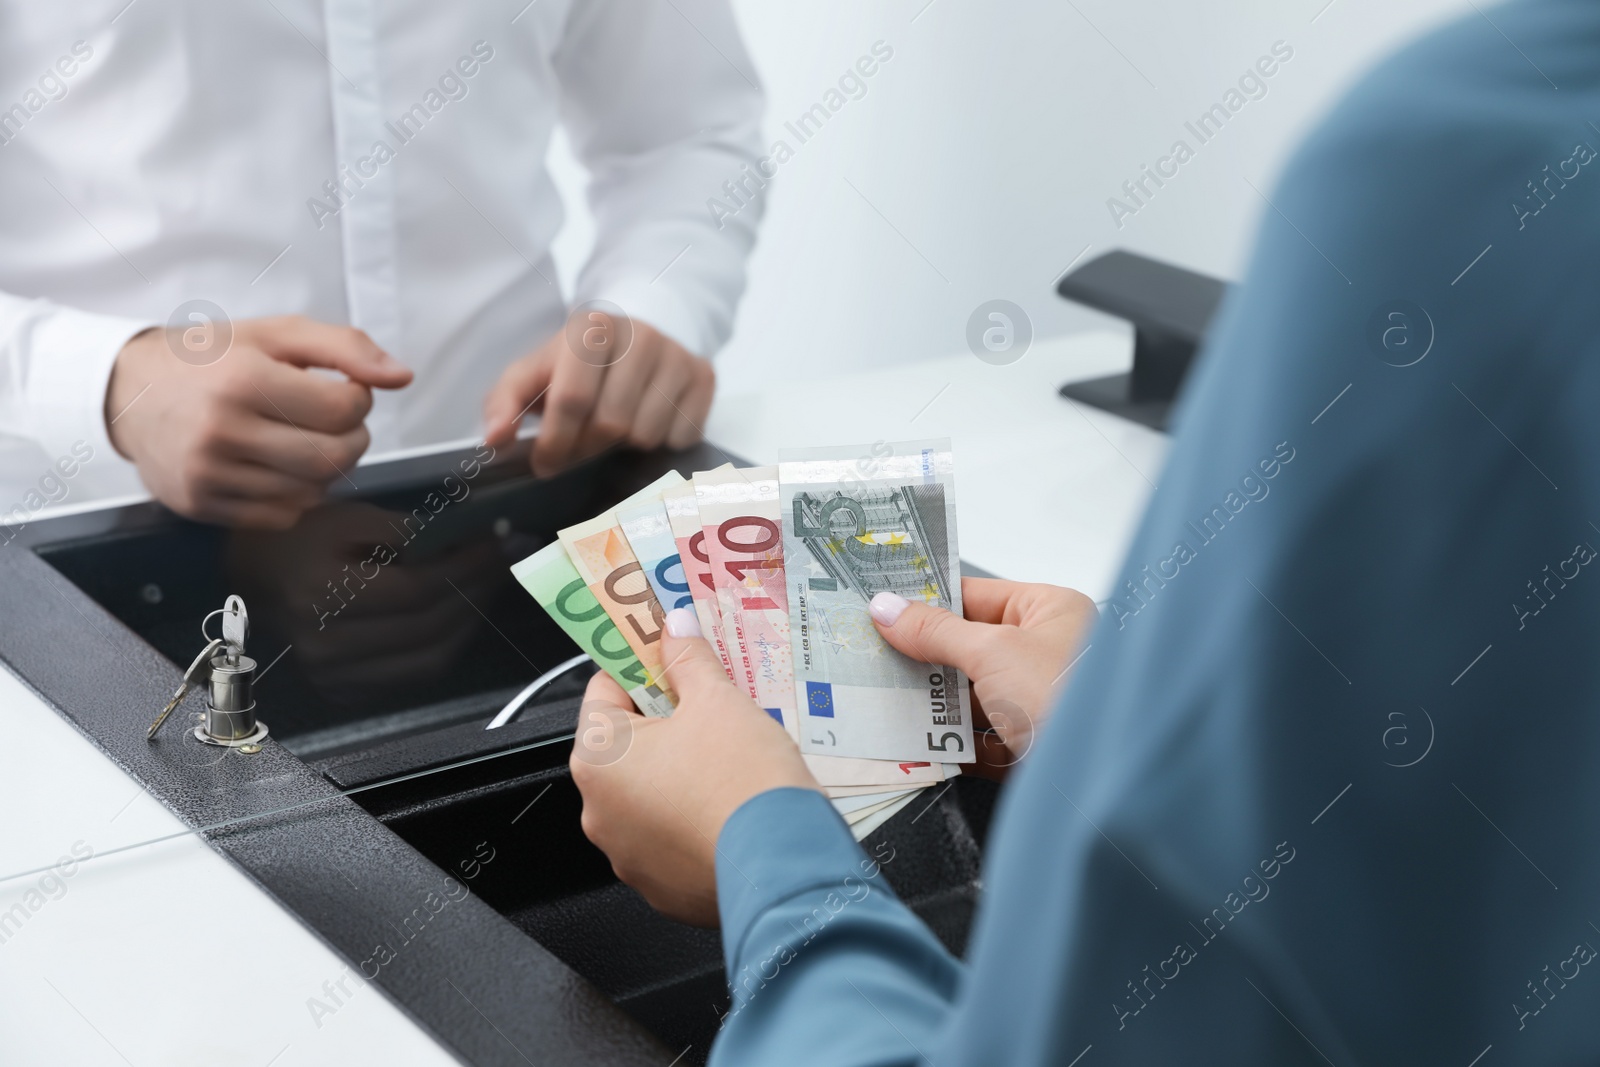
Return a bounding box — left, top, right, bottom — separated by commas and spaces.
331, 711, 1000, 1065
22, 440, 1002, 1064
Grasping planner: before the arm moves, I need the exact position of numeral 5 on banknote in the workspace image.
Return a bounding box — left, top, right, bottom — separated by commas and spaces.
780, 440, 974, 763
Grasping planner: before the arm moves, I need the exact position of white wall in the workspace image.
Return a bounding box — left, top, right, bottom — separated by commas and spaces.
550, 0, 1474, 395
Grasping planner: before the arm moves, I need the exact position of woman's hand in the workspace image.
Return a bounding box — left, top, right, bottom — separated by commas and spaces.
869, 578, 1097, 777
569, 608, 820, 926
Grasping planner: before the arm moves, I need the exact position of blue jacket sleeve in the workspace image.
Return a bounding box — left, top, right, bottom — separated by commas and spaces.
709, 788, 962, 1067
708, 5, 1600, 1066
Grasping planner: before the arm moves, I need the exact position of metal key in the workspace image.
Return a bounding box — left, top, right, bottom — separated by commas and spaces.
147, 637, 224, 741
220, 594, 248, 656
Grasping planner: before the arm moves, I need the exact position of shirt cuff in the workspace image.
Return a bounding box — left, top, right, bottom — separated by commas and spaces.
19, 300, 155, 486
716, 787, 881, 973
577, 277, 713, 359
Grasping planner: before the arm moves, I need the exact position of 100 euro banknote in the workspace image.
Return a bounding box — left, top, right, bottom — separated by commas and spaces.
780, 440, 973, 763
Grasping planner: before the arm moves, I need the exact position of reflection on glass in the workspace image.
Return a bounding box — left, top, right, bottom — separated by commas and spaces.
39, 444, 732, 754
20, 441, 728, 856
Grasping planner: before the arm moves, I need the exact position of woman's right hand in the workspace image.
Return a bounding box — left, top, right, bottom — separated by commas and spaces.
869, 577, 1097, 778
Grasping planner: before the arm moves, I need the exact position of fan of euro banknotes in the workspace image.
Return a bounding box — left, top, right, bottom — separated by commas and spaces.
510, 440, 973, 842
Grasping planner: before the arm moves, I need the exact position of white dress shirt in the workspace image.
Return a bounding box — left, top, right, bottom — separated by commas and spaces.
0, 0, 764, 511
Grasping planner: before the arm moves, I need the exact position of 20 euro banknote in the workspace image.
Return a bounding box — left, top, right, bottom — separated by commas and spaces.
617, 496, 694, 617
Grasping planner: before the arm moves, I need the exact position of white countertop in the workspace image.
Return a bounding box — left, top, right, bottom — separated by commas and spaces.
707, 329, 1166, 600
0, 664, 462, 1067
0, 328, 1164, 1064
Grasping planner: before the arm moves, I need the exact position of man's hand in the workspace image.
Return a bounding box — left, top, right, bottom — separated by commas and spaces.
484, 311, 715, 478
570, 607, 819, 926
105, 315, 412, 528
870, 578, 1098, 777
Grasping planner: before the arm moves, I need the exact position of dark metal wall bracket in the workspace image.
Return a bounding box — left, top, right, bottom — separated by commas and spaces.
1055, 249, 1229, 432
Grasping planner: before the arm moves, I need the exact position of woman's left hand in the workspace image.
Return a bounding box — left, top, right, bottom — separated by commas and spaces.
569, 608, 820, 926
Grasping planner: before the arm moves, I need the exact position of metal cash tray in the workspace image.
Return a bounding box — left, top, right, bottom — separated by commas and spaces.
3, 440, 998, 1066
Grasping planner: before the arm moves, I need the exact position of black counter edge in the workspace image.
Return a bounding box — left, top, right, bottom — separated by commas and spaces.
0, 544, 671, 1067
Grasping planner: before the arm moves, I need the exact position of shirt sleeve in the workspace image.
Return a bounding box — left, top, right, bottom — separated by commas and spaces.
707, 9, 1600, 1067
710, 788, 963, 1067
0, 291, 153, 491
551, 0, 765, 358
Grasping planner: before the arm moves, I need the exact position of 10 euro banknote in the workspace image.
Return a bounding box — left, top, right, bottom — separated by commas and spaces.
693, 465, 797, 737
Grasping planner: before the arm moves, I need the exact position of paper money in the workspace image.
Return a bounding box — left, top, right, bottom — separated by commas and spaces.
617, 497, 695, 616
693, 466, 797, 736
558, 471, 687, 706
512, 451, 970, 840
804, 754, 951, 789
509, 541, 674, 717
780, 440, 974, 763
661, 477, 738, 684
844, 793, 916, 826
833, 786, 924, 819
693, 465, 960, 785
848, 789, 921, 841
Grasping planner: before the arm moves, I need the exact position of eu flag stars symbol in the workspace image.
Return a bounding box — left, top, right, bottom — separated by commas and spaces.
807, 681, 835, 718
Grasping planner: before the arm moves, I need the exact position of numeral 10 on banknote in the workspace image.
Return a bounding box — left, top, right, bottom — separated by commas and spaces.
716, 516, 782, 611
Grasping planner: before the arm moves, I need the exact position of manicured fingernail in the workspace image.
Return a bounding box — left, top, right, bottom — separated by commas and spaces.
869, 592, 909, 626
665, 607, 701, 639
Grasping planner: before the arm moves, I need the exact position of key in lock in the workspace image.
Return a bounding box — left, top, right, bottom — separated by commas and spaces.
146, 595, 269, 748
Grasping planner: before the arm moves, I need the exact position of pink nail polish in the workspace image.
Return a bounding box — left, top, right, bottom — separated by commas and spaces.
665, 606, 701, 639
869, 592, 909, 626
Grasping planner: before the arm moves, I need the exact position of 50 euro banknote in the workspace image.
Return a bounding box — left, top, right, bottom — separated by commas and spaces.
557, 471, 688, 707
508, 471, 684, 716
509, 540, 674, 717
779, 440, 974, 763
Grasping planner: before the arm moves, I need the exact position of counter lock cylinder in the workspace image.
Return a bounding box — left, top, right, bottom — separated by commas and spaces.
145, 595, 269, 748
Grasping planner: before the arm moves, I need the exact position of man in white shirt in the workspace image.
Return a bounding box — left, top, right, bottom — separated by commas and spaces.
0, 0, 765, 528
